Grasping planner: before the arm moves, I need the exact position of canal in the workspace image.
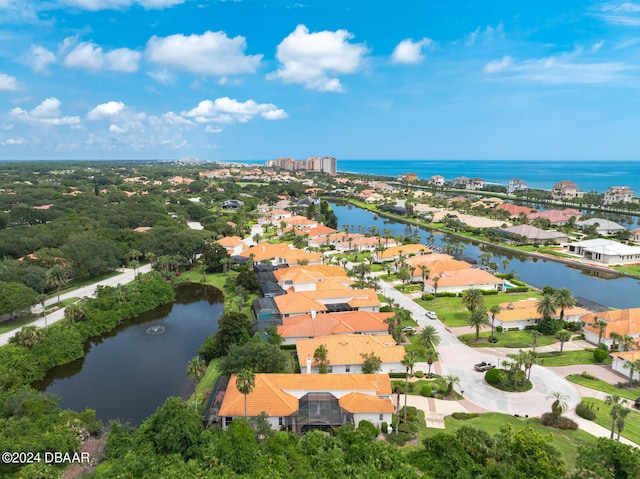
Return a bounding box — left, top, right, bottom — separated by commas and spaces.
331, 203, 640, 309
33, 283, 223, 425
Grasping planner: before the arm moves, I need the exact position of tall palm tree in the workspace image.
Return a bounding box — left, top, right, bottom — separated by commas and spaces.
536, 294, 557, 320
621, 335, 634, 352
432, 276, 440, 301
523, 350, 537, 380
596, 320, 608, 345
623, 359, 640, 388
605, 395, 624, 439
46, 265, 69, 304
236, 369, 256, 420
401, 351, 418, 422
467, 308, 489, 341
186, 356, 207, 412
462, 288, 485, 312
547, 391, 569, 417
419, 325, 441, 349
610, 332, 621, 351
488, 305, 501, 338
36, 293, 48, 327
552, 288, 576, 321
424, 348, 437, 377
616, 406, 631, 441
555, 330, 571, 353
501, 258, 510, 273
530, 330, 542, 352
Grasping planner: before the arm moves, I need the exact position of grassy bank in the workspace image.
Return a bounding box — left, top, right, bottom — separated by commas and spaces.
538, 350, 611, 366
458, 330, 556, 349
567, 374, 640, 400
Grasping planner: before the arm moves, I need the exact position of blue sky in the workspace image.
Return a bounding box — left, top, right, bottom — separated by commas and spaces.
1, 0, 639, 161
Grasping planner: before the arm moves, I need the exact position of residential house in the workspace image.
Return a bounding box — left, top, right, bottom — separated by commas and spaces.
216, 236, 246, 256
551, 180, 583, 201
575, 218, 626, 236
566, 239, 640, 265
631, 228, 640, 244
495, 203, 536, 218
217, 373, 394, 432
491, 299, 590, 331
239, 243, 322, 266
335, 236, 387, 253
508, 178, 527, 195
274, 286, 380, 318
582, 308, 640, 348
528, 209, 583, 225
611, 351, 640, 379
273, 265, 350, 293
404, 254, 471, 281
296, 334, 405, 374
603, 186, 635, 205
423, 269, 504, 294
222, 199, 244, 210
277, 311, 393, 345
428, 175, 445, 186
373, 243, 431, 263
499, 225, 569, 245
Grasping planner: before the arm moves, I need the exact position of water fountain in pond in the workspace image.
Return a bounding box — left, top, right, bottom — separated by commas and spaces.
146, 325, 166, 335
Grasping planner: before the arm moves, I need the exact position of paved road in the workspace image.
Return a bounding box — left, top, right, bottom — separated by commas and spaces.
0, 264, 153, 346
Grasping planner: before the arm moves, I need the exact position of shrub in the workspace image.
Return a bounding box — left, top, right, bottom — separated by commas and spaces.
575, 402, 596, 421
540, 413, 579, 430
538, 317, 563, 335
496, 325, 503, 333
506, 287, 529, 293
580, 371, 598, 380
485, 368, 503, 385
488, 336, 499, 343
451, 412, 480, 420
421, 294, 434, 301
381, 421, 389, 434
414, 370, 424, 378
389, 372, 406, 379
597, 342, 609, 351
358, 420, 378, 438
385, 431, 411, 446
436, 292, 458, 298
421, 385, 432, 397
480, 290, 499, 295
593, 349, 608, 363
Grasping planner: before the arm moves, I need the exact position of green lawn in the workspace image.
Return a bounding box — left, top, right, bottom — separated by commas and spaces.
394, 284, 423, 293
46, 296, 80, 309
581, 398, 640, 444
537, 350, 612, 366
613, 264, 640, 276
197, 358, 221, 395
414, 291, 543, 328
391, 377, 453, 398
60, 270, 122, 293
0, 315, 37, 334
458, 330, 556, 349
567, 374, 640, 401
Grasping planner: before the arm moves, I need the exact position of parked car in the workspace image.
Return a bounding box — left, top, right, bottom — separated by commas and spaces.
402, 326, 416, 333
425, 311, 438, 320
635, 398, 640, 410
474, 362, 495, 372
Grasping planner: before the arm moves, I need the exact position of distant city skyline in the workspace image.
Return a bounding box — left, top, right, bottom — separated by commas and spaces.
1, 1, 640, 161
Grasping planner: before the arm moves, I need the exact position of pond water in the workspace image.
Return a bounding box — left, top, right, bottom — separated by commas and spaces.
331, 203, 640, 309
33, 283, 223, 425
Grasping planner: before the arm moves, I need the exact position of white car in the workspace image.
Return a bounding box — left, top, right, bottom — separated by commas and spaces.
425, 311, 438, 320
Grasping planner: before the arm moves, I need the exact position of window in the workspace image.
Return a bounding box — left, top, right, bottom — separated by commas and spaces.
345, 365, 350, 373
279, 417, 283, 426
328, 366, 333, 373
379, 414, 384, 421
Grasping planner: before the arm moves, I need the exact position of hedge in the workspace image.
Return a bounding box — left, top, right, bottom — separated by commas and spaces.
506, 287, 529, 293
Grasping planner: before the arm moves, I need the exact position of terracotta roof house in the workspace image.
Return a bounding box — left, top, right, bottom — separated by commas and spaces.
575, 218, 626, 235
296, 334, 406, 374
632, 228, 640, 245
551, 180, 583, 201
491, 299, 590, 331
582, 308, 640, 347
404, 254, 471, 280
239, 243, 321, 266
424, 269, 504, 294
335, 236, 387, 253
277, 311, 393, 345
373, 243, 431, 262
604, 186, 635, 205
495, 203, 536, 218
566, 239, 640, 265
611, 350, 640, 379
273, 265, 350, 293
274, 287, 380, 318
309, 233, 364, 248
296, 225, 337, 238
499, 225, 569, 244
217, 373, 394, 432
216, 236, 246, 256
528, 209, 583, 225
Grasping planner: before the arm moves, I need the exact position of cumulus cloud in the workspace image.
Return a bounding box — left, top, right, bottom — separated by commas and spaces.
145, 31, 262, 76
163, 111, 195, 125
9, 97, 81, 126
87, 101, 126, 119
182, 97, 288, 123
483, 56, 513, 73
0, 73, 18, 90
268, 24, 368, 92
86, 100, 148, 134
391, 38, 432, 64
64, 41, 141, 72
27, 46, 57, 73
204, 125, 222, 133
600, 2, 640, 25
55, 0, 186, 10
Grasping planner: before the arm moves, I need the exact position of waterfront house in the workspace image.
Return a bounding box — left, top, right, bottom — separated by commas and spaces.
277, 310, 393, 345
274, 286, 380, 318
273, 265, 350, 293
428, 175, 445, 186
508, 178, 527, 195
575, 218, 626, 236
551, 180, 583, 201
495, 203, 536, 218
423, 269, 504, 294
566, 239, 640, 265
491, 299, 590, 331
239, 243, 322, 266
603, 186, 635, 205
611, 351, 640, 379
528, 209, 583, 225
582, 308, 640, 347
295, 334, 405, 374
373, 243, 431, 263
498, 225, 569, 245
217, 373, 394, 432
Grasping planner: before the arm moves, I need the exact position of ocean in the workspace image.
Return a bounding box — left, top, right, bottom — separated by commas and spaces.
239, 159, 639, 194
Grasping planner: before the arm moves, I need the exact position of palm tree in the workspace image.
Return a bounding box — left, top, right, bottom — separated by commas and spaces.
501, 258, 510, 273
610, 332, 621, 351
12, 325, 45, 348
555, 330, 571, 353
623, 359, 640, 388
419, 325, 441, 349
186, 356, 207, 412
46, 265, 69, 304
621, 335, 634, 352
444, 375, 460, 396
401, 351, 418, 422
462, 288, 485, 312
536, 294, 557, 320
547, 391, 569, 417
220, 257, 234, 275
616, 406, 631, 441
65, 302, 88, 322
432, 276, 440, 301
523, 350, 537, 380
530, 330, 542, 352
236, 369, 256, 420
424, 348, 437, 377
36, 293, 48, 327
467, 308, 489, 341
596, 320, 608, 346
488, 305, 501, 339
605, 395, 624, 439
552, 288, 576, 321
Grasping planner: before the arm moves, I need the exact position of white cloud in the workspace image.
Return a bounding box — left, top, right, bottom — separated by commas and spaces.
9, 97, 81, 126
204, 125, 222, 133
1, 137, 26, 146
483, 56, 513, 73
145, 31, 262, 76
602, 2, 640, 13
109, 124, 126, 133
600, 2, 640, 25
0, 72, 18, 90
465, 23, 504, 46
163, 111, 195, 125
27, 46, 57, 73
87, 101, 125, 119
182, 97, 288, 123
55, 0, 186, 11
592, 41, 605, 52
391, 38, 432, 64
147, 69, 175, 85
269, 24, 368, 92
64, 41, 141, 72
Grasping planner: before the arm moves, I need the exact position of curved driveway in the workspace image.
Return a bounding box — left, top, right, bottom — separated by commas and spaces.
379, 281, 581, 417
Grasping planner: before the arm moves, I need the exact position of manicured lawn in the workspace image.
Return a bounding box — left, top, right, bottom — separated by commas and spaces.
417, 412, 597, 470
414, 291, 543, 328
197, 358, 221, 395
370, 263, 384, 272
404, 335, 429, 362
391, 377, 453, 399
0, 315, 37, 334
613, 264, 640, 276
581, 398, 640, 444
394, 284, 423, 293
180, 270, 234, 292
46, 296, 81, 309
458, 330, 556, 349
567, 374, 640, 401
538, 350, 612, 366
